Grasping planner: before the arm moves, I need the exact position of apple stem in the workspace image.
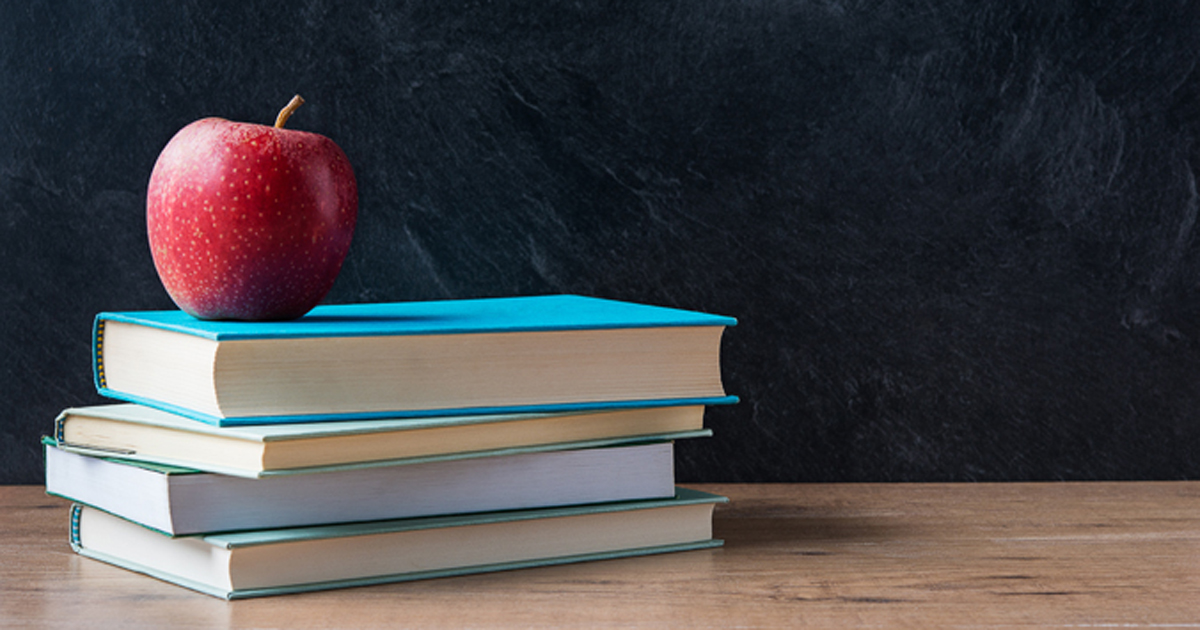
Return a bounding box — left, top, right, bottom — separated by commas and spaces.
274, 95, 305, 128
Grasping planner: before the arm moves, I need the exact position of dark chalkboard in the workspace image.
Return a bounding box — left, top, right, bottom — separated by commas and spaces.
4, 1, 1200, 483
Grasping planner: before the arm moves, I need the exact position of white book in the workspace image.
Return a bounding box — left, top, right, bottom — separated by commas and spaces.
46, 441, 676, 535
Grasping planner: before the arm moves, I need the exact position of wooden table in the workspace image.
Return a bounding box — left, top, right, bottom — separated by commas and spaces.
3, 482, 1199, 628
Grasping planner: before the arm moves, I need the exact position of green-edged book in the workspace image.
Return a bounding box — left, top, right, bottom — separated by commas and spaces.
52, 402, 711, 478
69, 488, 727, 599
93, 294, 737, 426
46, 440, 678, 535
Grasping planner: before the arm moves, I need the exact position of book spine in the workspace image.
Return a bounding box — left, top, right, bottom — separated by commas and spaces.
92, 316, 107, 393
68, 503, 83, 552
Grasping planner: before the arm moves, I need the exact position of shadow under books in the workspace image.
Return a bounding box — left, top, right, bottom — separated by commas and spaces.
714, 513, 904, 551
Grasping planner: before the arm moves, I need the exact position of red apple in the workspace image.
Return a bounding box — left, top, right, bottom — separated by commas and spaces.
146, 96, 357, 320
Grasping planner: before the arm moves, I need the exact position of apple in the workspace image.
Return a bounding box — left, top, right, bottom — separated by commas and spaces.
146, 95, 358, 320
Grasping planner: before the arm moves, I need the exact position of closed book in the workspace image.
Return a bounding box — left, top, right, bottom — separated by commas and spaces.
52, 403, 711, 478
69, 488, 727, 600
46, 441, 678, 535
93, 294, 737, 426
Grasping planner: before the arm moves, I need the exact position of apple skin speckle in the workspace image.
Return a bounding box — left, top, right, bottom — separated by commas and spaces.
146, 116, 357, 321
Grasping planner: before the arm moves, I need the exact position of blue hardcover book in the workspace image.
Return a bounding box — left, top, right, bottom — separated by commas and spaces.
69, 487, 728, 600
94, 295, 737, 426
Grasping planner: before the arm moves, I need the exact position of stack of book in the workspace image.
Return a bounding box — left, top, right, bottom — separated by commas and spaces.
44, 294, 736, 599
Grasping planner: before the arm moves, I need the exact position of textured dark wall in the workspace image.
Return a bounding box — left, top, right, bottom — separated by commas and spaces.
4, 1, 1200, 483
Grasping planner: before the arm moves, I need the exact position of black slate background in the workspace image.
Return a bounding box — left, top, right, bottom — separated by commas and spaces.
4, 1, 1200, 483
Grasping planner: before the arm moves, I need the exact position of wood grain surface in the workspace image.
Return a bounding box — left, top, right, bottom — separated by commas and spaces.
3, 483, 1198, 628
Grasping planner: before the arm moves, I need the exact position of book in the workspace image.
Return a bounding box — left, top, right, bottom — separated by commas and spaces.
52, 402, 711, 477
45, 441, 677, 535
69, 488, 727, 599
93, 294, 737, 426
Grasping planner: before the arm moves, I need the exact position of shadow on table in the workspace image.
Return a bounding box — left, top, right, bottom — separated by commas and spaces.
714, 513, 908, 551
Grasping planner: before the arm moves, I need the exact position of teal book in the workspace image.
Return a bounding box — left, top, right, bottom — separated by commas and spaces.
46, 440, 679, 535
93, 294, 737, 426
69, 487, 728, 600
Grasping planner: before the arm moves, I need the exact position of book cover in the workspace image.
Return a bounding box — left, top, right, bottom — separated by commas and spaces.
95, 294, 737, 341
